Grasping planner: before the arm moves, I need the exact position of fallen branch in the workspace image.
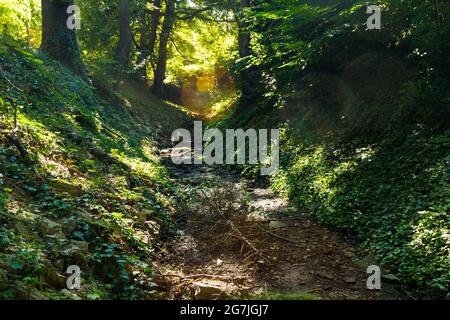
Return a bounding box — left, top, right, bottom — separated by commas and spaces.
7, 134, 29, 161
59, 127, 129, 170
226, 220, 272, 263
165, 273, 232, 281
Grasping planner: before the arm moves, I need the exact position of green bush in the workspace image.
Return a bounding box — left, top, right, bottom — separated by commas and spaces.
271, 128, 450, 295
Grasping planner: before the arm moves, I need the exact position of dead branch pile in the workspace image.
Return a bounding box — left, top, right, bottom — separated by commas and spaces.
195, 184, 273, 264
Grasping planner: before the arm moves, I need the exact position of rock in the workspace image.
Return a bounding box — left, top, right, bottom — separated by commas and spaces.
135, 230, 151, 244
316, 271, 333, 280
61, 240, 89, 268
46, 270, 67, 290
343, 276, 356, 284
74, 209, 95, 224
50, 180, 83, 196
269, 220, 288, 229
70, 240, 89, 252
135, 209, 156, 224
144, 220, 160, 237
12, 281, 48, 300
382, 274, 401, 283
61, 217, 78, 236
14, 222, 31, 235
36, 217, 61, 236
193, 281, 226, 300
51, 231, 67, 241
344, 251, 355, 258
42, 260, 67, 289
53, 259, 65, 272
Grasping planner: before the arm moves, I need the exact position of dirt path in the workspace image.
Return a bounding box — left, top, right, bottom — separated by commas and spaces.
154, 147, 403, 300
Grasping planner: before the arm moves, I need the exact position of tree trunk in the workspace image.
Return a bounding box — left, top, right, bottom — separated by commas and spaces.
152, 0, 175, 97
41, 0, 85, 77
235, 0, 258, 116
137, 0, 162, 77
115, 0, 132, 66
237, 0, 251, 59
147, 0, 162, 68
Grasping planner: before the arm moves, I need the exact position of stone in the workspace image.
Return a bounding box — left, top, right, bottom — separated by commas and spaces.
135, 230, 151, 244
41, 260, 67, 289
61, 217, 78, 236
53, 259, 65, 272
50, 180, 83, 196
12, 281, 48, 300
193, 281, 225, 300
70, 240, 89, 252
269, 220, 288, 229
382, 274, 401, 283
135, 209, 156, 224
344, 251, 355, 258
14, 222, 31, 235
316, 271, 333, 280
75, 209, 94, 223
343, 276, 356, 284
61, 240, 89, 268
144, 220, 160, 237
36, 217, 61, 236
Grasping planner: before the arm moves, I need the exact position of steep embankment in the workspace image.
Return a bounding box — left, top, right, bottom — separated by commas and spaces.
226, 37, 450, 298
0, 35, 191, 299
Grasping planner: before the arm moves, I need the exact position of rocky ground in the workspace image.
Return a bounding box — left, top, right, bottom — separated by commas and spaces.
153, 148, 406, 300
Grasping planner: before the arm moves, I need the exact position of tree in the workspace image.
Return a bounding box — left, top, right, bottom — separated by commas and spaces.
41, 0, 85, 77
137, 0, 162, 77
152, 0, 176, 97
115, 0, 132, 66
234, 0, 257, 115
237, 0, 250, 58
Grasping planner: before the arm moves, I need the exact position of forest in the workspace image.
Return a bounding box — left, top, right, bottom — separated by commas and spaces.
0, 0, 449, 302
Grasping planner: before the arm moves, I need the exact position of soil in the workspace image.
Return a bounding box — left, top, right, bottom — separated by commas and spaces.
154, 147, 406, 300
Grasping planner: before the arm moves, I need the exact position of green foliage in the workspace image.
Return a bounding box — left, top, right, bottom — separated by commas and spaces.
93, 243, 131, 284
270, 128, 450, 294
0, 0, 41, 47
0, 34, 178, 299
167, 17, 237, 86
225, 0, 450, 296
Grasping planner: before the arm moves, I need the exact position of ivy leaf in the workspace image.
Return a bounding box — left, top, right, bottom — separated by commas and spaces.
10, 260, 24, 270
